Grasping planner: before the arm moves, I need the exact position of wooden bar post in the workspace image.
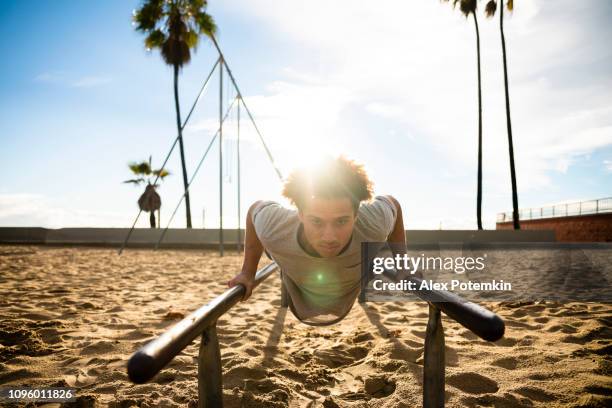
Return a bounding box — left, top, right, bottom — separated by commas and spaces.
198, 324, 223, 408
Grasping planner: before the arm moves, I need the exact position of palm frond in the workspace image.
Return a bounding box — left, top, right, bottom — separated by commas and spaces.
188, 0, 207, 12
195, 12, 217, 37
459, 0, 477, 16
153, 168, 171, 179
128, 160, 152, 175
184, 30, 199, 49
145, 29, 166, 50
485, 0, 497, 18
123, 178, 145, 184
162, 37, 191, 66
133, 0, 164, 32
134, 0, 215, 67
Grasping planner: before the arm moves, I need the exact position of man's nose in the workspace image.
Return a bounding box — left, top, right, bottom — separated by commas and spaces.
321, 225, 337, 242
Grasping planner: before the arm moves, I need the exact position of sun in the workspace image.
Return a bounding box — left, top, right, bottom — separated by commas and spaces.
278, 138, 345, 176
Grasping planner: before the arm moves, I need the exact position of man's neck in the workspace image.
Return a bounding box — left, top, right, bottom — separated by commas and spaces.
297, 224, 322, 257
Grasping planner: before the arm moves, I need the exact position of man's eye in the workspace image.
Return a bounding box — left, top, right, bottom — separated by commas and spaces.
337, 219, 348, 225
311, 219, 322, 225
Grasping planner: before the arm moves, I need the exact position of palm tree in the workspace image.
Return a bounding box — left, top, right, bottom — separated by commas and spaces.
124, 156, 171, 228
133, 0, 217, 228
486, 0, 520, 229
445, 0, 484, 230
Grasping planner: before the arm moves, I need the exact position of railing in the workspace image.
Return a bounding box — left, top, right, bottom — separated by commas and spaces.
127, 262, 504, 408
497, 197, 612, 223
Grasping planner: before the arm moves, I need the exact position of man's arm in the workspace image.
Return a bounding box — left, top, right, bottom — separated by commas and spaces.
385, 195, 405, 246
227, 201, 265, 300
241, 201, 265, 277
384, 195, 420, 278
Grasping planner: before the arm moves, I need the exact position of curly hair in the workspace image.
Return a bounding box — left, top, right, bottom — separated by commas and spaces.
282, 156, 374, 212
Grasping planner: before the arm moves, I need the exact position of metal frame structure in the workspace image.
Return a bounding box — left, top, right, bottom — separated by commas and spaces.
119, 38, 283, 256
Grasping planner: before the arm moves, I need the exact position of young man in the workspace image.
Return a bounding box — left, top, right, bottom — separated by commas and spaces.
227, 156, 406, 325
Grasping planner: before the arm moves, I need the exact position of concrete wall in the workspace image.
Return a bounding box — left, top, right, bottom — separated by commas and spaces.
496, 213, 612, 242
0, 227, 555, 248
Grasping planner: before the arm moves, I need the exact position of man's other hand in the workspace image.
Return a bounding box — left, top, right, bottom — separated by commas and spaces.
227, 272, 256, 301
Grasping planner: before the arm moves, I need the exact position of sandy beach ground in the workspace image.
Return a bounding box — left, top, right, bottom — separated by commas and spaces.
0, 245, 610, 407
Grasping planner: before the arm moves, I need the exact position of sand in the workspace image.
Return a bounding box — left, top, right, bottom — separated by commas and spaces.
0, 245, 610, 407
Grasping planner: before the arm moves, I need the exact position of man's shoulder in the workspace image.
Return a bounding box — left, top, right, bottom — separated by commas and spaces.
252, 200, 296, 220
358, 195, 397, 218
252, 200, 298, 243
355, 195, 397, 241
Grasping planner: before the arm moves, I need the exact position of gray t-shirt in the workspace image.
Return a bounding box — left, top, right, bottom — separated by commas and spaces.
252, 196, 397, 325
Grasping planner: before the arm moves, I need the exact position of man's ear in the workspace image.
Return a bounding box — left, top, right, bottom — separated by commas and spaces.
297, 208, 304, 223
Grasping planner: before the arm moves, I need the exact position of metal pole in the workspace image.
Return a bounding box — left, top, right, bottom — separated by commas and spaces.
219, 57, 224, 257
423, 304, 445, 407
237, 99, 242, 252
209, 36, 283, 182
198, 324, 222, 408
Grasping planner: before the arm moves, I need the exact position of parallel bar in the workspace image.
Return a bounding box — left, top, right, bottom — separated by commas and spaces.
198, 324, 222, 408
423, 305, 445, 408
127, 262, 279, 384
382, 270, 504, 342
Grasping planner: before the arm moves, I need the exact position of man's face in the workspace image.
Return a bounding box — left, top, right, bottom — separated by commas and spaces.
298, 196, 357, 258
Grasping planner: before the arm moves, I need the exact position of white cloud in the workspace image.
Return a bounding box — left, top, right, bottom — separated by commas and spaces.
71, 76, 111, 88
34, 72, 111, 88
0, 193, 131, 228
220, 0, 612, 197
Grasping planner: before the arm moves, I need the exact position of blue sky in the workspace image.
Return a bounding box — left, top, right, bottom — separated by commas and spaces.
0, 0, 610, 230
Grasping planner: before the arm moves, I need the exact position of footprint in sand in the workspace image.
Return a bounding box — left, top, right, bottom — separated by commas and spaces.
461, 392, 527, 407
313, 347, 361, 368
513, 385, 556, 402
447, 372, 499, 394
547, 323, 579, 334
562, 326, 612, 344
79, 340, 117, 355
491, 356, 518, 370
364, 376, 396, 398
351, 331, 375, 344
493, 337, 519, 347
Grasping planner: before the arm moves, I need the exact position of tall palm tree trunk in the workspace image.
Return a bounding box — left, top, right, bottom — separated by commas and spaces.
500, 6, 520, 230
473, 11, 483, 230
173, 63, 193, 228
